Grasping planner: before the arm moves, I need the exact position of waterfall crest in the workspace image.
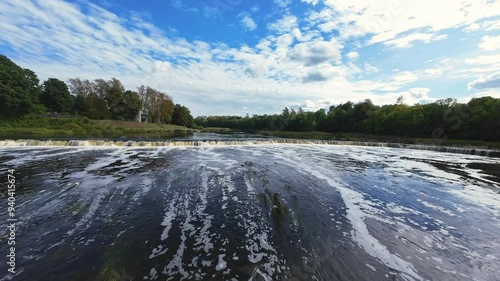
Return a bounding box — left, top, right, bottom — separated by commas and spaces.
1, 139, 498, 158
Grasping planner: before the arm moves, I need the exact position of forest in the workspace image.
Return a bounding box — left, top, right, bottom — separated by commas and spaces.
196, 97, 500, 142
0, 55, 194, 127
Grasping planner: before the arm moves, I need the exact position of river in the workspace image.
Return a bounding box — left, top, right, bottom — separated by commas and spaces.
0, 136, 499, 281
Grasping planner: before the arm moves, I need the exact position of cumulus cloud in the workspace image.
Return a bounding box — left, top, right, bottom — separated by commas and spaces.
458, 88, 500, 103
302, 71, 330, 83
268, 15, 298, 34
479, 35, 500, 51
465, 54, 500, 66
468, 72, 500, 90
305, 0, 500, 47
394, 71, 418, 84
287, 40, 343, 66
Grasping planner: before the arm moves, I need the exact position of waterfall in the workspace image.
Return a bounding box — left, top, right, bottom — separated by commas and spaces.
0, 139, 498, 158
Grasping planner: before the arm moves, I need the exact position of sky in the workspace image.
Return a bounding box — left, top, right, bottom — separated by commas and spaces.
0, 0, 499, 116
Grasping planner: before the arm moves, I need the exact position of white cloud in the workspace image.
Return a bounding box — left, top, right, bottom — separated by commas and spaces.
479, 35, 500, 51
364, 62, 379, 73
240, 14, 257, 31
306, 0, 500, 47
463, 20, 500, 32
383, 33, 447, 48
424, 68, 443, 77
465, 54, 500, 65
1, 0, 498, 116
287, 40, 343, 66
394, 71, 418, 84
347, 51, 359, 60
301, 0, 320, 5
268, 15, 298, 34
296, 87, 435, 110
458, 88, 500, 103
468, 72, 500, 90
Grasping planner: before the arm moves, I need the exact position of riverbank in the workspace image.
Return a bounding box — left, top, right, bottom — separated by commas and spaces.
0, 117, 191, 139
200, 128, 500, 150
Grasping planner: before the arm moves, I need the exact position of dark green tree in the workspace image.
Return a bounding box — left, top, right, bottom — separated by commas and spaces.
73, 95, 88, 116
0, 55, 42, 118
40, 78, 73, 113
86, 94, 111, 120
123, 90, 142, 121
172, 104, 194, 127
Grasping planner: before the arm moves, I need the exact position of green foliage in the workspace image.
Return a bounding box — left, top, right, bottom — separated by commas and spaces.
195, 97, 500, 142
0, 55, 41, 118
86, 94, 111, 120
159, 99, 174, 124
172, 104, 194, 127
0, 55, 198, 128
41, 78, 73, 113
73, 95, 88, 115
123, 90, 142, 120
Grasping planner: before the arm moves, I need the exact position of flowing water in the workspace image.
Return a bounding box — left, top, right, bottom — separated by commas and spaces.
0, 137, 499, 281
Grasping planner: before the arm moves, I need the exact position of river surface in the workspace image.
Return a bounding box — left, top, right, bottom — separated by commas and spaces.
0, 142, 499, 281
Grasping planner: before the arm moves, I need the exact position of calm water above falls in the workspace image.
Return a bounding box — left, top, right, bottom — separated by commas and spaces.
0, 144, 499, 281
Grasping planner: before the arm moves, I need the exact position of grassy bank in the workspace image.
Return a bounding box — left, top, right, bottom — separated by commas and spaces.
199, 127, 233, 133
0, 117, 191, 139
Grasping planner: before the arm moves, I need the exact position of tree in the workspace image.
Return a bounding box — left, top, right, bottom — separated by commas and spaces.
67, 78, 93, 98
0, 55, 42, 118
172, 104, 193, 127
73, 95, 87, 116
40, 78, 73, 113
92, 79, 109, 99
123, 90, 142, 121
143, 87, 173, 123
86, 94, 110, 120
105, 78, 126, 120
159, 99, 174, 124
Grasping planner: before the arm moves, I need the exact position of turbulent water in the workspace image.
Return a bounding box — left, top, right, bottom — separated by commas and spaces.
0, 142, 499, 281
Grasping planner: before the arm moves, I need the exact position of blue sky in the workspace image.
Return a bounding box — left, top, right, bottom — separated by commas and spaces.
0, 0, 499, 116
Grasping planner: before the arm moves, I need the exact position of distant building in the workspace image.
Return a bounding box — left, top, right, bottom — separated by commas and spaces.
136, 110, 148, 123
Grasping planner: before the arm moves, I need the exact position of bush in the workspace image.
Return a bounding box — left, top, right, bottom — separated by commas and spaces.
89, 129, 103, 138
64, 123, 82, 131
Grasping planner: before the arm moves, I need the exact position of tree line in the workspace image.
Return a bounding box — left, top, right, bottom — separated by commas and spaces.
2, 54, 499, 141
0, 55, 194, 127
196, 97, 500, 142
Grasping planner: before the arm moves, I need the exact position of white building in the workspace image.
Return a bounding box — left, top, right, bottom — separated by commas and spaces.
136, 110, 148, 123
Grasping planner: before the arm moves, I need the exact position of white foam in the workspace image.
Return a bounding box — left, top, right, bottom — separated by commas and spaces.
160, 199, 177, 241
244, 176, 255, 193
132, 177, 153, 201
66, 191, 106, 236
366, 264, 377, 271
271, 149, 424, 281
216, 254, 227, 271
